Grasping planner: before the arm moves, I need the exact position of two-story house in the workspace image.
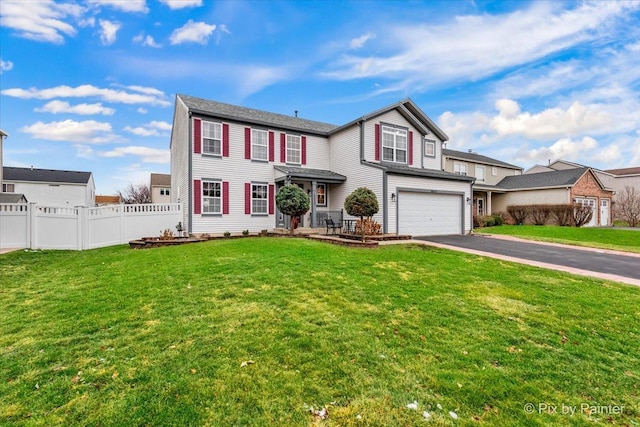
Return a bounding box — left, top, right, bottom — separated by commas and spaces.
150, 173, 171, 204
442, 149, 523, 218
170, 95, 474, 236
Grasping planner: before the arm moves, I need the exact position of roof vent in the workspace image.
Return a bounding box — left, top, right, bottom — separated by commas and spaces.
294, 110, 298, 118
468, 149, 473, 153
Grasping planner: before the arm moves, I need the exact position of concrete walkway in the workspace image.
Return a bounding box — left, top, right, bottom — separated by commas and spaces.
383, 235, 640, 288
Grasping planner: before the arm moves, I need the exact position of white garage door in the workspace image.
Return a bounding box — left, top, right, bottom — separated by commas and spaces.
398, 191, 463, 236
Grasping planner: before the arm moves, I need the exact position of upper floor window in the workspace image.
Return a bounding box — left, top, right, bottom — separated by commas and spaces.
382, 125, 407, 163
2, 183, 15, 192
476, 166, 485, 182
317, 184, 327, 207
454, 162, 467, 176
492, 167, 498, 176
286, 134, 301, 164
252, 129, 268, 161
252, 184, 268, 214
202, 180, 221, 214
424, 139, 436, 157
160, 188, 170, 196
203, 121, 222, 155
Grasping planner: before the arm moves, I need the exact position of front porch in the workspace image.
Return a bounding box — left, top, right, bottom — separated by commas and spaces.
472, 184, 506, 217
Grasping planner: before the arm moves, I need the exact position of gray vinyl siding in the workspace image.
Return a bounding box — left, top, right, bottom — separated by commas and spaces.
170, 97, 190, 228
443, 157, 520, 186
492, 188, 569, 214
387, 174, 472, 234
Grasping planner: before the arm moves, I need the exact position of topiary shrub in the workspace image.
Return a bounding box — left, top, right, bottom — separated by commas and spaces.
275, 185, 310, 236
344, 187, 379, 242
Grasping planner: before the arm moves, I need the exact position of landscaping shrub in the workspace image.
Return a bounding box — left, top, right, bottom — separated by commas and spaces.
355, 218, 382, 235
345, 187, 379, 241
492, 213, 504, 226
530, 205, 551, 225
573, 203, 594, 227
276, 184, 310, 235
550, 204, 574, 226
506, 205, 529, 225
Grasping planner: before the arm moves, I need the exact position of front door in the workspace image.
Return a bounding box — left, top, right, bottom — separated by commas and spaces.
600, 199, 610, 226
476, 198, 485, 216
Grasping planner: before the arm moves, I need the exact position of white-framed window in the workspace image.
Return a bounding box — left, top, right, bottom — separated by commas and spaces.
317, 184, 327, 207
476, 166, 485, 182
252, 129, 268, 161
514, 170, 522, 175
382, 125, 407, 163
454, 162, 467, 176
202, 180, 222, 214
160, 188, 170, 196
286, 134, 301, 164
424, 139, 436, 157
2, 183, 15, 192
492, 167, 498, 176
252, 183, 268, 214
203, 121, 222, 155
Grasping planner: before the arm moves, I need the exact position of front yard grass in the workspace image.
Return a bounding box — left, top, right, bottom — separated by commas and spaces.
476, 225, 640, 253
1, 238, 639, 426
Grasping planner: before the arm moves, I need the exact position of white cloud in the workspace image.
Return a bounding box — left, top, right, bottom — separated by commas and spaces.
2, 84, 170, 106
35, 100, 115, 115
517, 137, 598, 165
75, 144, 94, 159
169, 20, 216, 45
491, 99, 612, 140
124, 121, 172, 136
321, 2, 640, 92
21, 119, 121, 144
159, 0, 202, 10
0, 58, 13, 73
349, 32, 375, 49
133, 33, 162, 48
99, 146, 170, 163
137, 107, 148, 114
99, 19, 120, 45
88, 0, 148, 13
125, 85, 165, 96
0, 0, 84, 44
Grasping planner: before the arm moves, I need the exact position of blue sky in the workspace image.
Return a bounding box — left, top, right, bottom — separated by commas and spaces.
1, 0, 640, 195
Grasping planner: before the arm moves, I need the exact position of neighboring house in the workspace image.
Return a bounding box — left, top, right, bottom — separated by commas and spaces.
0, 129, 7, 191
601, 167, 640, 194
492, 167, 614, 226
0, 193, 27, 203
442, 149, 523, 218
150, 173, 171, 204
170, 95, 474, 236
2, 166, 96, 207
96, 195, 121, 205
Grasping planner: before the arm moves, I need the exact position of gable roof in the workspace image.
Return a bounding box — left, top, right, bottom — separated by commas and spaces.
274, 166, 347, 183
497, 167, 589, 190
178, 94, 338, 136
3, 167, 92, 184
331, 98, 448, 141
366, 161, 475, 182
0, 193, 27, 203
443, 149, 522, 170
150, 173, 170, 187
604, 166, 640, 176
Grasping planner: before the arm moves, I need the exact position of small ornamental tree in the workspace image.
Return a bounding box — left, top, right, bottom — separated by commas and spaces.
117, 183, 151, 204
344, 187, 379, 241
615, 186, 640, 227
275, 185, 310, 235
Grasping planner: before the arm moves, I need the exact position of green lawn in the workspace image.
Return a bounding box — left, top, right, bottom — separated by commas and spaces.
1, 238, 639, 426
476, 225, 640, 253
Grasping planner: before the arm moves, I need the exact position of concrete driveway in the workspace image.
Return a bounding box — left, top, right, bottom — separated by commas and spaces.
411, 234, 640, 287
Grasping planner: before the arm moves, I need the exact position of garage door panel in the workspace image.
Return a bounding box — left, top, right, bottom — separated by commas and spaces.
398, 191, 462, 236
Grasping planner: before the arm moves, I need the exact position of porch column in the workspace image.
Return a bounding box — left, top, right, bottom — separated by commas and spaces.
311, 180, 317, 228
487, 191, 492, 215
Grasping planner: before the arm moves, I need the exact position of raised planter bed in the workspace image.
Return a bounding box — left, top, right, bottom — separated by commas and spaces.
129, 237, 208, 249
338, 233, 412, 242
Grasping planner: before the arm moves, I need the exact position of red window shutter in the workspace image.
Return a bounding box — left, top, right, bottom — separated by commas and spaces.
245, 183, 251, 214
280, 133, 286, 163
244, 127, 251, 160
193, 179, 201, 214
375, 124, 380, 161
268, 131, 275, 162
268, 184, 275, 215
222, 181, 229, 214
409, 131, 414, 165
223, 123, 230, 157
193, 118, 202, 154
301, 136, 307, 165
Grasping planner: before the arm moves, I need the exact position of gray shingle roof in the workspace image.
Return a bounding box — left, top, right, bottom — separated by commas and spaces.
0, 193, 27, 203
443, 149, 522, 170
604, 166, 640, 176
150, 173, 170, 187
374, 162, 475, 182
274, 166, 347, 183
3, 167, 92, 184
497, 167, 587, 190
178, 94, 338, 135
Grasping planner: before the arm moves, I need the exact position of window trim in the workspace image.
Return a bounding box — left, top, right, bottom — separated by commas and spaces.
202, 179, 222, 215
316, 183, 327, 207
454, 162, 468, 176
424, 139, 436, 158
476, 166, 485, 182
492, 167, 498, 176
381, 123, 408, 164
251, 183, 269, 215
251, 128, 268, 161
286, 134, 301, 164
2, 183, 15, 192
202, 120, 222, 156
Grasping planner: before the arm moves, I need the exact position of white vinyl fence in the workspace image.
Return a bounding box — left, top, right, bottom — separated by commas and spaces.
0, 203, 182, 250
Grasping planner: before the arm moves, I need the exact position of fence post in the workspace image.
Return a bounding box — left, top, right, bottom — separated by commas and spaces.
29, 202, 37, 249
76, 206, 85, 250
119, 204, 125, 244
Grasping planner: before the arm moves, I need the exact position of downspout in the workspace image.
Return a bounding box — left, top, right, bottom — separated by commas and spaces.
188, 111, 193, 234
